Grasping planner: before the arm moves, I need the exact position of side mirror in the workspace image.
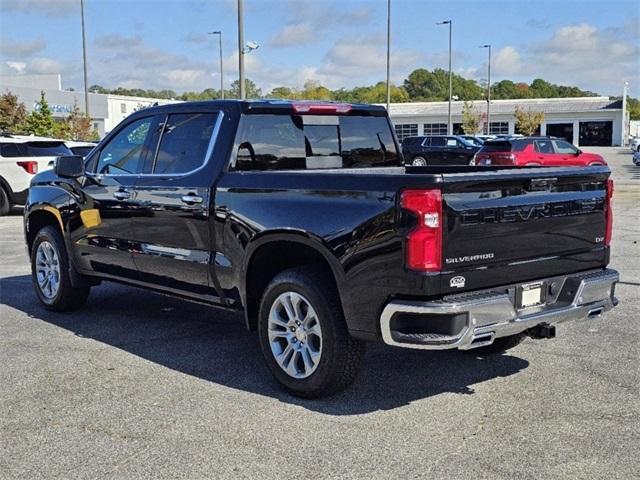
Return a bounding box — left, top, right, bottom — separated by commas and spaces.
575, 149, 582, 156
54, 155, 85, 178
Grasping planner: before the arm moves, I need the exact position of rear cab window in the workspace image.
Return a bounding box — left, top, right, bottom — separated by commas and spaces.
232, 113, 399, 170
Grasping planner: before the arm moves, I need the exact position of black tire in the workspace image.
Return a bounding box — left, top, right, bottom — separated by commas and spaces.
258, 266, 365, 398
466, 333, 526, 355
30, 225, 90, 311
0, 186, 10, 216
411, 156, 428, 166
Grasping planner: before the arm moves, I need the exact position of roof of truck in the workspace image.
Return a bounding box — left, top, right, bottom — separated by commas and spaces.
135, 99, 388, 116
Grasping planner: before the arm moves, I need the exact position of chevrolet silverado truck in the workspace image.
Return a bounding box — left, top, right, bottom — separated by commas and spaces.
24, 100, 619, 397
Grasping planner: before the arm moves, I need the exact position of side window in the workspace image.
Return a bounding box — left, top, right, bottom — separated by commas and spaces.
430, 137, 446, 147
534, 140, 554, 154
96, 117, 154, 174
554, 140, 578, 154
446, 138, 457, 147
152, 113, 218, 174
234, 115, 306, 170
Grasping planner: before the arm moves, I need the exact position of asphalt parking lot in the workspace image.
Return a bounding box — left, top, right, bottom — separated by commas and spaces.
1, 148, 638, 479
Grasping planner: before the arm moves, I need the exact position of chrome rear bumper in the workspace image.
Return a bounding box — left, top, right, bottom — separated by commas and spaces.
380, 269, 619, 350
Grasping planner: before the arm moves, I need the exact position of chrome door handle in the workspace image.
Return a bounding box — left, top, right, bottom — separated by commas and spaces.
181, 194, 203, 205
113, 190, 130, 200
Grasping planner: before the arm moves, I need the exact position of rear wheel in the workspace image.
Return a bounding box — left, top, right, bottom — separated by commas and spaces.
0, 186, 10, 216
466, 333, 526, 355
258, 266, 365, 398
31, 226, 90, 311
411, 156, 428, 166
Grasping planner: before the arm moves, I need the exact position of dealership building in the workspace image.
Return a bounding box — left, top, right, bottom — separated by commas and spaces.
1, 74, 625, 146
0, 74, 177, 138
386, 97, 625, 146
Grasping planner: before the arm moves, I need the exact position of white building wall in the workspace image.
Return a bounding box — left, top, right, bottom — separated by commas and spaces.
391, 110, 622, 146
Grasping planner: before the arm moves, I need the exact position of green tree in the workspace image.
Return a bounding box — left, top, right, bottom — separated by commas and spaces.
66, 103, 95, 140
267, 86, 297, 99
461, 101, 481, 134
0, 91, 28, 133
514, 106, 545, 135
403, 68, 483, 101
228, 79, 262, 99
23, 91, 55, 137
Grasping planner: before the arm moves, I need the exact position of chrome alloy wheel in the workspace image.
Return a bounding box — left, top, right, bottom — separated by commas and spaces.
35, 241, 60, 300
268, 291, 322, 379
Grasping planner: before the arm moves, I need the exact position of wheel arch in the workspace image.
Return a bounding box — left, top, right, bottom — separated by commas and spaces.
25, 206, 64, 255
242, 231, 346, 332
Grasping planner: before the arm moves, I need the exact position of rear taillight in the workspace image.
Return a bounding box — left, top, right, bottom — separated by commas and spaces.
17, 161, 38, 174
401, 189, 443, 272
605, 178, 614, 246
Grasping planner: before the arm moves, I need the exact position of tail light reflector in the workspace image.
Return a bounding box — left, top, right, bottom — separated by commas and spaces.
17, 161, 38, 174
401, 189, 443, 272
605, 178, 613, 246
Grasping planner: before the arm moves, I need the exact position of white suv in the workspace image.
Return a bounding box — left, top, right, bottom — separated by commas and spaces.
0, 134, 73, 215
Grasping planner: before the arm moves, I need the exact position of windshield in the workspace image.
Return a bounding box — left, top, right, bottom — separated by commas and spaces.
24, 142, 73, 157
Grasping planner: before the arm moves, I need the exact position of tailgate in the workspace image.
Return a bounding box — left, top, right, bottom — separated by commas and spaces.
439, 166, 611, 293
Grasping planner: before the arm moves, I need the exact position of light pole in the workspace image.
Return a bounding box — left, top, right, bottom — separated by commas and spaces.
480, 44, 491, 135
437, 20, 452, 135
80, 0, 89, 116
385, 0, 391, 112
208, 31, 224, 99
237, 0, 245, 99
622, 81, 629, 146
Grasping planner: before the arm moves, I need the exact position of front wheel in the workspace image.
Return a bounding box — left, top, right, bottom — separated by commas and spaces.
31, 226, 90, 311
258, 266, 365, 398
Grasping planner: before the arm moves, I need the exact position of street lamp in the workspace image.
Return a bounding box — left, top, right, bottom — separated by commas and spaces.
437, 20, 452, 135
80, 0, 89, 116
480, 44, 492, 135
622, 81, 629, 146
208, 31, 224, 100
237, 0, 245, 99
386, 0, 391, 112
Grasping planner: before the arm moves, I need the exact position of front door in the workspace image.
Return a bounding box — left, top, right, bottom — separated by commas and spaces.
71, 115, 160, 279
131, 111, 223, 301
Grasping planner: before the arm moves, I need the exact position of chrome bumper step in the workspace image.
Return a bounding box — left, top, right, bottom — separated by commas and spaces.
380, 269, 619, 350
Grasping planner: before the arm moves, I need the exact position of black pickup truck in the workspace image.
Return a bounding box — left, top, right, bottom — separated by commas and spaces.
24, 100, 619, 397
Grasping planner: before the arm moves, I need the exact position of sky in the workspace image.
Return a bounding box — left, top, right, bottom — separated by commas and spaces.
1, 0, 639, 97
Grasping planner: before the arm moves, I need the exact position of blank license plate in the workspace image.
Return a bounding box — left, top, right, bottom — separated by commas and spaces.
520, 282, 544, 308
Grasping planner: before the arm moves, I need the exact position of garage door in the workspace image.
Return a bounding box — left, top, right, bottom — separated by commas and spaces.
579, 121, 612, 146
547, 123, 573, 143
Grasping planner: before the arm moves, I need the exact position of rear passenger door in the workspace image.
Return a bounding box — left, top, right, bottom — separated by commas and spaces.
426, 137, 446, 164
533, 139, 555, 165
131, 110, 224, 300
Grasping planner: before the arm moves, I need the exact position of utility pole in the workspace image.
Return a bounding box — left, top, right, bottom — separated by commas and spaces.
385, 0, 391, 112
80, 0, 89, 116
237, 0, 245, 99
480, 44, 491, 134
437, 20, 452, 135
209, 31, 224, 99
